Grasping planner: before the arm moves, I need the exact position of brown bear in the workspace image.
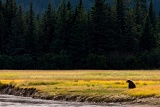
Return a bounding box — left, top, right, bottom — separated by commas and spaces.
126, 80, 136, 89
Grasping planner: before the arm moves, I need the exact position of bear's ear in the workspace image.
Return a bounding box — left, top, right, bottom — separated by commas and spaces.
126, 80, 130, 83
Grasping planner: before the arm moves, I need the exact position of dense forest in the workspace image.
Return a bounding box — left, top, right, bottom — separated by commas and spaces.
2, 0, 160, 14
0, 0, 160, 70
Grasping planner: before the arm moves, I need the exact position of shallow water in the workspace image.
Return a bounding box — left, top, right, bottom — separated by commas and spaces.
0, 94, 146, 107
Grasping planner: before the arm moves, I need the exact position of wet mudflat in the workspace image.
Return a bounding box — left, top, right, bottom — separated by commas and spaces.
0, 94, 153, 107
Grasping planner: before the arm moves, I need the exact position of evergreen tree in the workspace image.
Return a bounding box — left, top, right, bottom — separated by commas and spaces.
134, 0, 141, 25
52, 0, 67, 53
86, 11, 92, 54
91, 0, 107, 54
41, 3, 56, 53
67, 0, 71, 11
68, 0, 87, 68
104, 4, 117, 53
157, 12, 160, 33
91, 0, 116, 54
24, 3, 36, 54
140, 14, 156, 51
35, 14, 42, 54
115, 0, 126, 53
134, 0, 147, 26
156, 12, 160, 46
51, 0, 73, 54
148, 0, 156, 29
0, 0, 4, 53
125, 9, 139, 53
63, 0, 73, 51
133, 0, 147, 51
3, 0, 17, 53
0, 0, 2, 11
77, 0, 84, 21
140, 0, 147, 21
7, 5, 25, 55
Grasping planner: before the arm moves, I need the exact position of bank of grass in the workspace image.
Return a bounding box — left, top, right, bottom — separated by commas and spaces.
0, 70, 160, 102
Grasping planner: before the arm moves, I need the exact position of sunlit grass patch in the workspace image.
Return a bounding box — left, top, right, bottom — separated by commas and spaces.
125, 85, 160, 97
124, 81, 160, 98
0, 70, 160, 100
17, 79, 127, 96
27, 82, 61, 86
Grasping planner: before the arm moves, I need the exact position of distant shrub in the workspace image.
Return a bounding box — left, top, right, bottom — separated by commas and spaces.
0, 55, 14, 69
37, 50, 71, 70
106, 53, 126, 69
86, 54, 107, 69
13, 54, 35, 69
138, 50, 160, 69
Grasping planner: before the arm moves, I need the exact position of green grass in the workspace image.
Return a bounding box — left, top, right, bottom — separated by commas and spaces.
0, 70, 160, 101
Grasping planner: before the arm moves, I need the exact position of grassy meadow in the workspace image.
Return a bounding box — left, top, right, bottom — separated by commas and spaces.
0, 70, 160, 101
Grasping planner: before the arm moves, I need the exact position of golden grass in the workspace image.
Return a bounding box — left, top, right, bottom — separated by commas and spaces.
0, 70, 160, 98
125, 85, 160, 97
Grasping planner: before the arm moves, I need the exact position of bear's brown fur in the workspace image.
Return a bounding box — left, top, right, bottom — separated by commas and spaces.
126, 80, 136, 89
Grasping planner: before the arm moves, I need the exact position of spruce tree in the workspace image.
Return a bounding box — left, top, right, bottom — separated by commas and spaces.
41, 3, 56, 53
91, 0, 107, 54
156, 12, 160, 46
63, 0, 73, 51
148, 0, 156, 29
68, 0, 87, 68
140, 14, 156, 51
0, 0, 4, 53
91, 0, 116, 54
52, 0, 67, 53
34, 14, 41, 52
51, 0, 73, 54
156, 12, 160, 33
0, 0, 2, 11
134, 0, 141, 25
115, 0, 126, 53
133, 0, 147, 51
140, 0, 147, 12
3, 0, 17, 53
134, 0, 147, 25
140, 0, 147, 22
125, 9, 139, 53
7, 5, 25, 55
104, 4, 117, 53
24, 3, 36, 54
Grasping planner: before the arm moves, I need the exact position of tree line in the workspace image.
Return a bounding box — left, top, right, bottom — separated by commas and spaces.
0, 0, 160, 70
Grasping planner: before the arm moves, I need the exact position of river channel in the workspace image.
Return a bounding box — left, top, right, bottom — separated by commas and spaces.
0, 94, 152, 107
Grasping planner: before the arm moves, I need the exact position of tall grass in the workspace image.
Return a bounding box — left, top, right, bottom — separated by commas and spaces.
0, 70, 160, 98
